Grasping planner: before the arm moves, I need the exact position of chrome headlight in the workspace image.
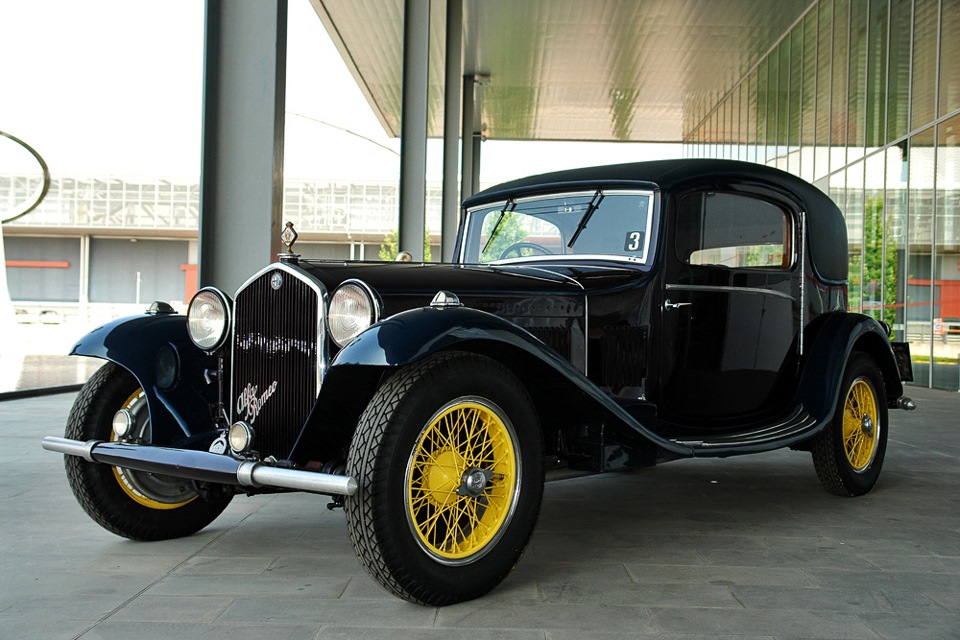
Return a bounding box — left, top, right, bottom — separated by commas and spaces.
328, 280, 378, 347
187, 287, 232, 351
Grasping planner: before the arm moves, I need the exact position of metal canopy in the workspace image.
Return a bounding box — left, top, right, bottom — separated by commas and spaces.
308, 0, 812, 143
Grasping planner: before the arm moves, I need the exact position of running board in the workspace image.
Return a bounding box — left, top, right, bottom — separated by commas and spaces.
668, 405, 819, 454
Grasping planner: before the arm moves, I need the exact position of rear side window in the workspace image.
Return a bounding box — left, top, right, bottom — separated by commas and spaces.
675, 192, 792, 269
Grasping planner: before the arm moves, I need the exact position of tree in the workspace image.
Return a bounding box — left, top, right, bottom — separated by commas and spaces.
379, 228, 432, 262
851, 195, 897, 328
479, 211, 528, 262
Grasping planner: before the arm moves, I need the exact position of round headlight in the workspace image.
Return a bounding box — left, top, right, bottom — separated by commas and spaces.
328, 280, 378, 347
187, 288, 232, 351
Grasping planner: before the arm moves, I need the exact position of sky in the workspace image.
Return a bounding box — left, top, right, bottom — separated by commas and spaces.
0, 0, 679, 188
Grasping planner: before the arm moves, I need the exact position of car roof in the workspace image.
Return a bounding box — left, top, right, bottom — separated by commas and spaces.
463, 159, 848, 282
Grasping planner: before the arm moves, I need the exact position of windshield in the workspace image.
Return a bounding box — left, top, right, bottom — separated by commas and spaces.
459, 190, 655, 264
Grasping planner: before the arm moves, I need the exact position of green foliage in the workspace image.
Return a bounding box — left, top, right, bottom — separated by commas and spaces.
479, 211, 528, 262
849, 196, 897, 327
379, 228, 432, 262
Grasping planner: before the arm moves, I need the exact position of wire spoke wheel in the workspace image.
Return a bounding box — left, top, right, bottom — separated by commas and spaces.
841, 379, 879, 472
406, 398, 519, 563
346, 352, 543, 606
812, 353, 888, 497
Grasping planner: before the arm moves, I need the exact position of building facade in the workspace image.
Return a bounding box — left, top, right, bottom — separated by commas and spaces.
1, 174, 443, 322
684, 0, 960, 389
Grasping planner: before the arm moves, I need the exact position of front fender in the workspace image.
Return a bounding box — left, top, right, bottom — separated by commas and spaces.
329, 306, 691, 457
796, 312, 905, 424
71, 313, 219, 445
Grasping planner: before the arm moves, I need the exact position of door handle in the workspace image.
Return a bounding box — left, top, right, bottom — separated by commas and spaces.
663, 299, 692, 310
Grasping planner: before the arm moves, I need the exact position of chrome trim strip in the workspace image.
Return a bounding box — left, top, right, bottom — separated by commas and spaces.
799, 210, 807, 355
665, 283, 796, 302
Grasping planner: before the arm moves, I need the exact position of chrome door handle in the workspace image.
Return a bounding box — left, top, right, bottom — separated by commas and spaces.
664, 299, 692, 310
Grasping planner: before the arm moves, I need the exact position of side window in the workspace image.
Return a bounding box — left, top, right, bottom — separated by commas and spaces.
675, 192, 792, 269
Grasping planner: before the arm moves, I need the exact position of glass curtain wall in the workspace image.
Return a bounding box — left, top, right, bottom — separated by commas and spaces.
684, 0, 960, 390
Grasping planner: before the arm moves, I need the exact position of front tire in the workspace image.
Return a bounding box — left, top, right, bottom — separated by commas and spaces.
345, 352, 544, 606
811, 352, 888, 496
64, 362, 233, 540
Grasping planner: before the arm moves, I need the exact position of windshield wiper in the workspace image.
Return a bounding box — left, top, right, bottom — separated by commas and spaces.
481, 198, 516, 254
567, 190, 604, 249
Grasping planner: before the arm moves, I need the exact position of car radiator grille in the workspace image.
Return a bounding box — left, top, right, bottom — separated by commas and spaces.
232, 268, 321, 460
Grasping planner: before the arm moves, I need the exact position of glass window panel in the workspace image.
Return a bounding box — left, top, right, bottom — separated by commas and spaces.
747, 70, 758, 163
768, 49, 780, 163
789, 26, 804, 172
801, 10, 817, 181
934, 115, 960, 388
885, 145, 909, 341
740, 82, 750, 161
886, 0, 911, 142
939, 0, 960, 116
779, 39, 791, 166
863, 151, 889, 324
730, 86, 741, 160
846, 160, 865, 313
912, 0, 938, 130
677, 192, 789, 269
831, 0, 850, 172
865, 0, 889, 149
815, 0, 834, 181
907, 127, 935, 385
757, 58, 770, 163
847, 0, 868, 161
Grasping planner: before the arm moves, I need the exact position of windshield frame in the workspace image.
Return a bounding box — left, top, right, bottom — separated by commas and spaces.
457, 189, 657, 266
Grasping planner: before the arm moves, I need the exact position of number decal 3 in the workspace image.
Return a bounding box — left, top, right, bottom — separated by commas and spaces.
624, 231, 643, 252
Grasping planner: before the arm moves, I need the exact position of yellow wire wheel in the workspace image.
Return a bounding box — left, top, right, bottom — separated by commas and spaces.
345, 352, 544, 605
840, 377, 880, 473
110, 388, 197, 510
811, 353, 888, 497
405, 397, 520, 564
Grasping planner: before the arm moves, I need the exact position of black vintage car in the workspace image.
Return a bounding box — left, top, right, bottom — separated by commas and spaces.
44, 159, 914, 605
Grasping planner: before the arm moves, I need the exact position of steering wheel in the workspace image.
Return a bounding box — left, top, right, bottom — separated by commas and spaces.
498, 242, 552, 260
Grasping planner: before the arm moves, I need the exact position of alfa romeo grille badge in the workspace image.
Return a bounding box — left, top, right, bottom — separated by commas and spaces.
270, 272, 283, 290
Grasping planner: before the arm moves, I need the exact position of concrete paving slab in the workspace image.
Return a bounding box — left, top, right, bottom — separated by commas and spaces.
0, 386, 958, 639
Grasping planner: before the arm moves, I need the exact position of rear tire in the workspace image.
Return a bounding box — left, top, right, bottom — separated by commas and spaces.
345, 352, 544, 606
64, 362, 232, 540
811, 353, 888, 497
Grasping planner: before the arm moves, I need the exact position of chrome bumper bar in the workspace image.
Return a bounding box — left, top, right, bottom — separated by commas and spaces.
41, 436, 357, 497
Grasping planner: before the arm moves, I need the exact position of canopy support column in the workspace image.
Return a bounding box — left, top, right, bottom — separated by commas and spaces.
199, 0, 287, 293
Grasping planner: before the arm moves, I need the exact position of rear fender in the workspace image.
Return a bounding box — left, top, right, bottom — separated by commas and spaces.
71, 313, 219, 445
797, 312, 905, 424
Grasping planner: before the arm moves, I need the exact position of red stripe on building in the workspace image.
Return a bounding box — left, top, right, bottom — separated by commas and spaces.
5, 260, 71, 268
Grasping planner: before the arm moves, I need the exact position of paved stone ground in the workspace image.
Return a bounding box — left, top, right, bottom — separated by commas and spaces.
1, 386, 958, 640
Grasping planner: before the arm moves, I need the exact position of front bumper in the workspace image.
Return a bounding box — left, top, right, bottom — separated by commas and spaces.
41, 437, 357, 496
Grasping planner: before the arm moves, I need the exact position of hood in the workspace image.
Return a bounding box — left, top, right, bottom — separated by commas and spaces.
296, 259, 649, 309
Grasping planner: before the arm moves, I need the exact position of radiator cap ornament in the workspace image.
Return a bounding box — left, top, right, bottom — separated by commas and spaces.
278, 222, 300, 263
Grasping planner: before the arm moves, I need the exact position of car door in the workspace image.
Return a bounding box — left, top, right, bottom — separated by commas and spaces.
657, 188, 802, 424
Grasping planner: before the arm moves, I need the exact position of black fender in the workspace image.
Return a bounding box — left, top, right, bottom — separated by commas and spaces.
796, 311, 905, 426
320, 306, 691, 457
70, 313, 219, 445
